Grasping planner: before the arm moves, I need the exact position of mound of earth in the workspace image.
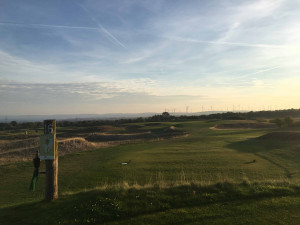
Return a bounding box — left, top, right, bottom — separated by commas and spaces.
214, 122, 276, 129
57, 126, 124, 138
144, 122, 162, 126
0, 138, 102, 165
86, 128, 187, 142
0, 138, 39, 153
85, 133, 155, 142
0, 134, 38, 140
258, 132, 300, 141
57, 138, 102, 155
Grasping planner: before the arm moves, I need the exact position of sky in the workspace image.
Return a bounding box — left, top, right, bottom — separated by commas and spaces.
0, 0, 300, 115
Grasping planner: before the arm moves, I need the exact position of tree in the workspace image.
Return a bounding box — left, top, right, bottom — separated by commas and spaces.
162, 112, 170, 117
10, 121, 17, 127
273, 118, 283, 128
284, 116, 294, 127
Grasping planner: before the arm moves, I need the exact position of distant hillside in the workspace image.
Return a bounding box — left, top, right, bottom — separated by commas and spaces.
0, 113, 157, 122
0, 111, 223, 123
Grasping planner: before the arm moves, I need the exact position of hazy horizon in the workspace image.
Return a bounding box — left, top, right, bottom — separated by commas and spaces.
1, 0, 300, 115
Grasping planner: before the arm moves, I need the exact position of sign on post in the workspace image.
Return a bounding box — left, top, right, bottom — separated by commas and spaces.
40, 134, 55, 160
42, 120, 58, 201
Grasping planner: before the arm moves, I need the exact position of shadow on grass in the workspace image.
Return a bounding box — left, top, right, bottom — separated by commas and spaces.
226, 138, 290, 154
1, 182, 299, 225
226, 138, 295, 178
206, 129, 271, 138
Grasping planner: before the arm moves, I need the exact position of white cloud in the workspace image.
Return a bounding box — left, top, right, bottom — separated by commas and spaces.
234, 0, 284, 21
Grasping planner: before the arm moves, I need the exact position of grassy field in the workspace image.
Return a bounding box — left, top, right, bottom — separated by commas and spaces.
0, 120, 299, 224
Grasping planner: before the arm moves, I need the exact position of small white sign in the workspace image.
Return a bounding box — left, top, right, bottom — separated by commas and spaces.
40, 134, 55, 160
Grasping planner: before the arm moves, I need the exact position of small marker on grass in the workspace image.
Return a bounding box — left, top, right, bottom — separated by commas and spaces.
121, 160, 131, 165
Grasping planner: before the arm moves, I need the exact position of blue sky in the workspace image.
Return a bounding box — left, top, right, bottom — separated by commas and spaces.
0, 0, 300, 115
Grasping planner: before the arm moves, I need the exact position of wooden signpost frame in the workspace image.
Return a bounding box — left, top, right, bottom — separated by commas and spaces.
43, 120, 58, 201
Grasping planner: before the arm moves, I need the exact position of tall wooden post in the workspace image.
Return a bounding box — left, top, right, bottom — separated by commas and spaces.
44, 120, 58, 201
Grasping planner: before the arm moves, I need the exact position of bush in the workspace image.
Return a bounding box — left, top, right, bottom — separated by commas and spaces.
270, 117, 294, 128
271, 118, 283, 128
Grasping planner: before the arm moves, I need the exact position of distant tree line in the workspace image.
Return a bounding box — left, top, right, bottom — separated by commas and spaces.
242, 108, 300, 119
1, 108, 299, 131
0, 121, 43, 131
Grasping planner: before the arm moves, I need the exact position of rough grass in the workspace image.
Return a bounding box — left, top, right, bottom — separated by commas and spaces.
0, 120, 299, 224
0, 182, 299, 225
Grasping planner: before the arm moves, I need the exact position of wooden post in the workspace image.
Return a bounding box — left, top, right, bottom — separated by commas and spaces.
44, 120, 58, 201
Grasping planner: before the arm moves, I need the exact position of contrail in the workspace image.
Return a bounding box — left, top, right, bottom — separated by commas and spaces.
0, 21, 98, 30
0, 10, 127, 49
77, 4, 127, 49
238, 66, 281, 78
167, 36, 288, 49
251, 66, 281, 74
98, 25, 127, 49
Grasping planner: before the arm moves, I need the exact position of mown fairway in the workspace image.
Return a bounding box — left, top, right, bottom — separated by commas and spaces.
0, 120, 299, 224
